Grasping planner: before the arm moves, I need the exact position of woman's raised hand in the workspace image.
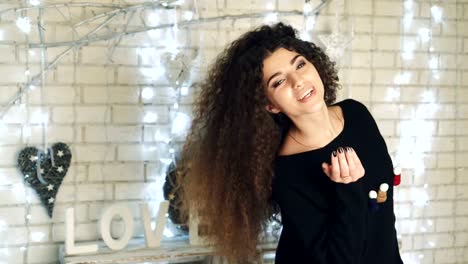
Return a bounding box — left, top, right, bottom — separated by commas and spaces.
321, 147, 365, 184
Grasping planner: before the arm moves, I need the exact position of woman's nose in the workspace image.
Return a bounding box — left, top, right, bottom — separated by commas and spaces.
291, 73, 304, 90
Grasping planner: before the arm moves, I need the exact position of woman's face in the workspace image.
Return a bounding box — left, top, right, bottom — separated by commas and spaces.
262, 48, 326, 117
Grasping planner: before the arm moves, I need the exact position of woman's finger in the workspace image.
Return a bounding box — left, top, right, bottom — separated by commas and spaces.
322, 162, 330, 177
337, 147, 350, 179
330, 150, 340, 181
345, 147, 357, 180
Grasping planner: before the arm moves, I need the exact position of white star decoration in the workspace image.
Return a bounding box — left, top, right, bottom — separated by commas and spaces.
29, 155, 38, 162
48, 197, 54, 204
57, 150, 64, 157
47, 184, 54, 191
318, 32, 353, 62
56, 166, 64, 173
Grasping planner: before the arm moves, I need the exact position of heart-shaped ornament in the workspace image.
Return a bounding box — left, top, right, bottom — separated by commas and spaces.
17, 142, 72, 217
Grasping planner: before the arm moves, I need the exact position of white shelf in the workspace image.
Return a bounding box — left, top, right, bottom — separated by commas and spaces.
59, 236, 278, 264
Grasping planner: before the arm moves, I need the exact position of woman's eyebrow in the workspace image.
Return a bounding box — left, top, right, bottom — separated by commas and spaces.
266, 55, 302, 86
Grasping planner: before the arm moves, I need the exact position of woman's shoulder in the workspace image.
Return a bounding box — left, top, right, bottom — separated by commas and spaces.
336, 98, 368, 111
336, 98, 373, 119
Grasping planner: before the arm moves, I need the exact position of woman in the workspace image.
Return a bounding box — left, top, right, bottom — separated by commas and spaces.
176, 22, 403, 263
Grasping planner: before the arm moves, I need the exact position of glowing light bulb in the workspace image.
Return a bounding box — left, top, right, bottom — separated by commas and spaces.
386, 87, 400, 102
403, 14, 413, 29
393, 72, 411, 85
429, 57, 439, 70
171, 112, 191, 135
180, 86, 189, 96
163, 227, 174, 237
141, 87, 154, 100
16, 17, 32, 34
402, 41, 415, 61
431, 6, 443, 23
147, 12, 159, 26
418, 28, 430, 42
303, 3, 313, 13
29, 0, 40, 6
421, 90, 435, 103
264, 13, 278, 24
183, 11, 194, 20
404, 0, 413, 10
143, 112, 158, 123
140, 67, 165, 81
305, 16, 316, 31
31, 232, 45, 242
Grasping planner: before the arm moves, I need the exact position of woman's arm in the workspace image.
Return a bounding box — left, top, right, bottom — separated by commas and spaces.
277, 177, 366, 263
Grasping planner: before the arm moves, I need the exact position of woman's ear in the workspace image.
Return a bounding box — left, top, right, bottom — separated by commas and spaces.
265, 104, 281, 114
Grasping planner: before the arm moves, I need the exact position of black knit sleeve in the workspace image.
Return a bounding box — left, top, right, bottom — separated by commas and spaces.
276, 178, 366, 263
346, 99, 389, 152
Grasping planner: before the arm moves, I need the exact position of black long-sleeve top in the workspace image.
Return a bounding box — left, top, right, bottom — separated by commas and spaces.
272, 99, 403, 264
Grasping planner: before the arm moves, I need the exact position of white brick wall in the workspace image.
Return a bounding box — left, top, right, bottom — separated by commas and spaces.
0, 0, 467, 263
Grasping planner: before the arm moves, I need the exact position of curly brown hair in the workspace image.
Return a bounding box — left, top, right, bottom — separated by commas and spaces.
175, 22, 340, 263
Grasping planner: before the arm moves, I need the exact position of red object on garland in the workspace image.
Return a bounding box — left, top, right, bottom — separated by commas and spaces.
393, 166, 401, 186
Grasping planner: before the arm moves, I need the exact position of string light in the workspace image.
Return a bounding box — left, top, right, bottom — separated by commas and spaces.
428, 57, 439, 70
385, 87, 400, 102
171, 112, 190, 135
303, 2, 313, 14
29, 0, 40, 6
16, 17, 32, 33
264, 13, 278, 24
143, 112, 158, 123
430, 5, 443, 23
183, 11, 194, 20
404, 0, 413, 10
403, 13, 413, 30
180, 86, 189, 96
141, 87, 155, 100
402, 41, 415, 60
147, 12, 160, 26
393, 72, 411, 85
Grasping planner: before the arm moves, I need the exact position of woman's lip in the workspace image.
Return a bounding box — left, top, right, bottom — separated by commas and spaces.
298, 89, 315, 103
297, 87, 315, 100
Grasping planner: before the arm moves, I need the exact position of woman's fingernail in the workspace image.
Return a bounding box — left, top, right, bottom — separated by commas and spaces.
346, 147, 351, 153
332, 151, 337, 157
338, 147, 343, 153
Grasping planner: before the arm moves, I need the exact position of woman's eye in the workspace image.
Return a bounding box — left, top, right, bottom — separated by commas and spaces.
297, 61, 306, 69
273, 79, 285, 88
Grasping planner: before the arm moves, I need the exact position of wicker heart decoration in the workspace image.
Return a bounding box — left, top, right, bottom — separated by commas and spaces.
17, 142, 72, 217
